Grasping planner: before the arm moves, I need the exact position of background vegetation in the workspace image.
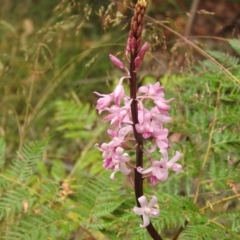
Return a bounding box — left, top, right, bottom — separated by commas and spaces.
0, 0, 240, 239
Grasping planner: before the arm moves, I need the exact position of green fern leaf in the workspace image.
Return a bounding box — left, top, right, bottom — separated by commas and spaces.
206, 50, 239, 67
55, 100, 96, 140
0, 188, 30, 220
8, 140, 48, 182
3, 206, 72, 240
229, 39, 240, 56
0, 138, 6, 168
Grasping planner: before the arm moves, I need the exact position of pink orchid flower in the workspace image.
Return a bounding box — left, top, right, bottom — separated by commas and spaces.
138, 82, 164, 99
133, 195, 160, 227
137, 150, 182, 185
94, 92, 112, 113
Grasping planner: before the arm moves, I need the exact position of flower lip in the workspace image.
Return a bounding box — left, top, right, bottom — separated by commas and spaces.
113, 84, 124, 106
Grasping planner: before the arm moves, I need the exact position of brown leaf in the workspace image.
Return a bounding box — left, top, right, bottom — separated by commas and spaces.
227, 181, 238, 195
22, 200, 29, 213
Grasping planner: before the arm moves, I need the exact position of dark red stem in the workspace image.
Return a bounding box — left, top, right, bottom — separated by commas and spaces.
130, 53, 163, 240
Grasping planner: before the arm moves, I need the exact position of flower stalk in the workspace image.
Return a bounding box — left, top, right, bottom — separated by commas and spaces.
128, 1, 163, 239
94, 1, 182, 239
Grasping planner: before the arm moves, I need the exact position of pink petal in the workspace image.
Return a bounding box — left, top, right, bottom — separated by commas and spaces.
160, 149, 168, 162
138, 195, 148, 208
154, 168, 168, 181
115, 147, 124, 155
138, 42, 148, 60
109, 54, 124, 69
133, 206, 144, 215
154, 114, 172, 123
107, 129, 117, 138
143, 132, 151, 139
93, 91, 104, 97
137, 166, 144, 172
126, 36, 131, 53
148, 196, 158, 208
103, 158, 112, 169
119, 163, 131, 175
141, 213, 150, 227
171, 163, 182, 172
169, 151, 181, 163
139, 166, 153, 175
95, 95, 112, 110
154, 99, 170, 111
150, 208, 160, 217
134, 56, 141, 69
156, 138, 169, 150
113, 84, 124, 106
138, 85, 148, 94
110, 171, 117, 180
94, 143, 101, 151
152, 161, 162, 168
150, 175, 158, 185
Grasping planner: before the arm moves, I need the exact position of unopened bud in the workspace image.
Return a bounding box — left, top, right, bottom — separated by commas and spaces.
128, 0, 147, 55
109, 54, 124, 69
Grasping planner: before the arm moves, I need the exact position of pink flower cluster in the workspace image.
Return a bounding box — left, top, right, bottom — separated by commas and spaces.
94, 43, 182, 183
94, 41, 182, 228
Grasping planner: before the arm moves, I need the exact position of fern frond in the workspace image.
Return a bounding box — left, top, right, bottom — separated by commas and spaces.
218, 211, 240, 234
182, 222, 240, 240
75, 176, 124, 221
0, 188, 30, 220
64, 172, 130, 240
7, 140, 48, 182
55, 100, 96, 139
212, 131, 240, 153
0, 138, 6, 168
207, 153, 240, 194
131, 226, 148, 240
0, 176, 10, 191
206, 50, 239, 67
155, 193, 201, 231
3, 206, 72, 240
229, 39, 240, 56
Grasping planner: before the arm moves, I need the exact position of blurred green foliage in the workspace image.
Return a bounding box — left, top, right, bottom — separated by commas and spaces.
0, 0, 240, 239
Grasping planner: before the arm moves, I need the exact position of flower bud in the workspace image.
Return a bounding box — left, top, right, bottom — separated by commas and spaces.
113, 84, 124, 106
109, 54, 124, 69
